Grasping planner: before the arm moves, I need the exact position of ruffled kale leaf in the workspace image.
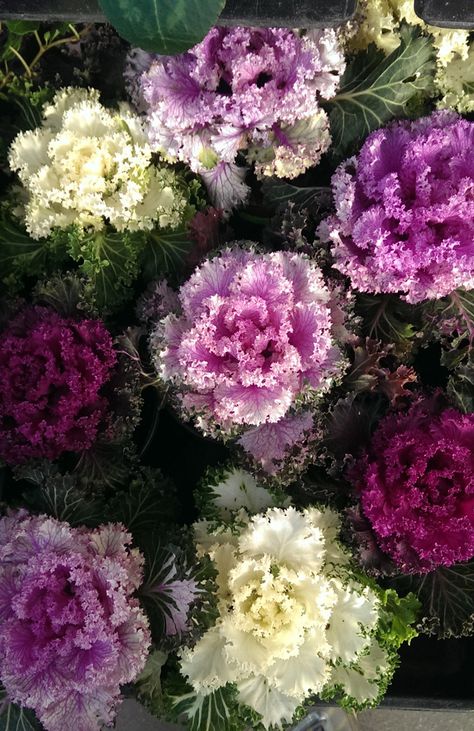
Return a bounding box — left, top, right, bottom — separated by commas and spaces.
163, 669, 241, 731
325, 25, 435, 157
108, 468, 178, 538
389, 562, 474, 639
423, 289, 474, 412
377, 589, 420, 648
344, 337, 417, 404
447, 358, 474, 414
59, 226, 146, 311
355, 293, 421, 350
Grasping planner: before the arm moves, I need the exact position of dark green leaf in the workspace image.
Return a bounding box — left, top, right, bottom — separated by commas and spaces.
447, 361, 474, 414
98, 0, 226, 54
141, 227, 194, 280
0, 697, 39, 731
0, 217, 60, 288
5, 21, 39, 36
17, 463, 106, 528
261, 179, 331, 211
325, 25, 435, 157
73, 440, 133, 490
108, 468, 178, 536
65, 228, 145, 310
356, 293, 419, 349
390, 561, 474, 639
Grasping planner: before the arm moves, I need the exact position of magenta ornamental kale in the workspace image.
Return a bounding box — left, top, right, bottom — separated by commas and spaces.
351, 399, 474, 574
324, 111, 474, 303
0, 512, 150, 731
150, 247, 346, 455
140, 27, 344, 209
0, 306, 116, 465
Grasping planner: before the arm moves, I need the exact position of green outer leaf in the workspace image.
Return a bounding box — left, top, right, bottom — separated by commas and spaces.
261, 179, 332, 211
0, 687, 40, 731
98, 0, 226, 54
0, 217, 57, 287
65, 228, 145, 310
141, 227, 194, 280
325, 25, 435, 157
447, 363, 474, 414
389, 561, 474, 639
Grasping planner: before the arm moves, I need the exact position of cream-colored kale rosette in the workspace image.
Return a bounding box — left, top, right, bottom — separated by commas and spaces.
173, 466, 419, 730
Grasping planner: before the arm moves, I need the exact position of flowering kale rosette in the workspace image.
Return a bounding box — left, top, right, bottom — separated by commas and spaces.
149, 246, 347, 476
350, 399, 474, 574
0, 306, 116, 465
8, 87, 189, 239
140, 26, 345, 209
175, 467, 419, 728
323, 111, 474, 303
0, 511, 150, 731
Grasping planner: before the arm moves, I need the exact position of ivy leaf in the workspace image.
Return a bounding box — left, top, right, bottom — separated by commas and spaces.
141, 227, 194, 281
98, 0, 226, 55
325, 25, 435, 157
390, 561, 474, 639
261, 179, 332, 212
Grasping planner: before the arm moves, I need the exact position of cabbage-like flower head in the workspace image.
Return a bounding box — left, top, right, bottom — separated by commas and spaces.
180, 505, 381, 728
324, 111, 474, 303
150, 246, 347, 448
8, 87, 188, 238
140, 26, 344, 208
350, 398, 474, 573
0, 511, 150, 731
0, 306, 116, 465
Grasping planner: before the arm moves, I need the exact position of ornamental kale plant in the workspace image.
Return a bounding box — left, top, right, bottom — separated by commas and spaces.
0, 305, 116, 465
0, 512, 150, 731
0, 12, 472, 731
168, 467, 419, 730
140, 26, 345, 210
349, 398, 474, 574
149, 246, 349, 479
323, 111, 474, 303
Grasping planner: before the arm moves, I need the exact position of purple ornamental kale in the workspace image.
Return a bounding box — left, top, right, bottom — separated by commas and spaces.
0, 306, 116, 465
350, 398, 474, 573
149, 246, 347, 479
0, 512, 150, 731
323, 111, 474, 303
140, 26, 344, 211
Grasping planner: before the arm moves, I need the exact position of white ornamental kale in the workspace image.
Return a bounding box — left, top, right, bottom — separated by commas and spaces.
180, 470, 394, 729
8, 87, 188, 239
